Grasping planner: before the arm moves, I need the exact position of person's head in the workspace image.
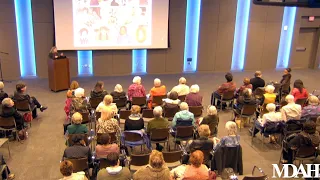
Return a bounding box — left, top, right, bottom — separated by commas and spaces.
153, 106, 163, 118
101, 106, 113, 120
114, 84, 123, 93
243, 78, 250, 86
284, 68, 292, 75
50, 46, 58, 53
243, 88, 252, 98
189, 150, 204, 168
132, 76, 142, 85
198, 125, 210, 137
120, 26, 127, 35
60, 160, 73, 177
180, 102, 189, 111
74, 88, 85, 98
207, 105, 217, 116
293, 79, 304, 93
106, 152, 120, 167
285, 95, 295, 103
154, 78, 161, 87
308, 95, 319, 106
97, 133, 110, 145
225, 73, 233, 82
94, 81, 104, 92
71, 134, 85, 145
266, 103, 276, 113
265, 85, 275, 94
169, 91, 178, 100
254, 71, 262, 78
0, 82, 4, 91
72, 112, 83, 124
190, 84, 200, 93
179, 77, 187, 85
70, 81, 79, 90
131, 105, 141, 115
225, 121, 237, 136
303, 120, 316, 134
16, 81, 26, 93
149, 150, 165, 169
2, 98, 14, 108
103, 95, 113, 105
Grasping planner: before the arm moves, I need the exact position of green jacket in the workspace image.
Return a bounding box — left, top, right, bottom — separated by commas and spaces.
67, 124, 88, 134
147, 117, 170, 134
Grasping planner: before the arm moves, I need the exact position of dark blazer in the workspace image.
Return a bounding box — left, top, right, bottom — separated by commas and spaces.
0, 106, 24, 130
90, 90, 108, 99
250, 77, 265, 91
49, 52, 59, 59
200, 115, 219, 136
280, 74, 291, 92
0, 91, 8, 103
188, 136, 214, 166
110, 91, 126, 99
63, 144, 92, 164
235, 96, 256, 113
124, 117, 144, 131
13, 91, 33, 106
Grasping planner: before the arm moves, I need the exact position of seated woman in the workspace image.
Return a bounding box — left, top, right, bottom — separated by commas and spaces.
200, 106, 219, 137
172, 102, 195, 130
1, 98, 24, 130
301, 95, 320, 118
169, 77, 190, 96
234, 88, 256, 116
133, 150, 171, 180
90, 81, 108, 99
236, 77, 253, 96
66, 81, 79, 98
71, 88, 90, 114
59, 160, 88, 180
148, 78, 166, 108
124, 105, 144, 131
170, 150, 209, 180
163, 91, 180, 105
252, 103, 282, 137
96, 133, 119, 158
127, 76, 146, 101
281, 95, 302, 122
211, 72, 236, 106
96, 95, 117, 115
260, 85, 276, 105
185, 84, 202, 107
67, 112, 88, 134
291, 79, 308, 102
110, 84, 126, 99
62, 134, 92, 165
0, 82, 8, 103
96, 107, 120, 135
213, 121, 240, 151
282, 120, 320, 164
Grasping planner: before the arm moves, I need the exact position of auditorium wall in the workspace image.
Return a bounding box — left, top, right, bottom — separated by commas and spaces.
0, 0, 319, 80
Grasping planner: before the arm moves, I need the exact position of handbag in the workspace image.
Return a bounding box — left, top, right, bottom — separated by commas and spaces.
23, 112, 33, 123
221, 168, 235, 180
18, 128, 28, 140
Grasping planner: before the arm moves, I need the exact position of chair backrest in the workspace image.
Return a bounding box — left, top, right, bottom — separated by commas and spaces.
80, 112, 90, 124
254, 87, 265, 99
114, 96, 127, 108
95, 112, 101, 120
241, 104, 257, 116
142, 109, 154, 118
89, 97, 103, 109
178, 95, 186, 102
163, 150, 182, 163
243, 175, 268, 180
119, 110, 131, 119
123, 131, 143, 142
176, 126, 194, 138
189, 106, 203, 117
97, 132, 117, 144
221, 91, 234, 100
150, 128, 170, 141
296, 145, 316, 158
152, 95, 167, 106
0, 117, 16, 128
98, 158, 111, 169
176, 118, 193, 127
65, 158, 88, 172
130, 153, 150, 167
132, 97, 147, 106
296, 98, 307, 107
164, 105, 179, 119
14, 99, 30, 111
68, 134, 88, 146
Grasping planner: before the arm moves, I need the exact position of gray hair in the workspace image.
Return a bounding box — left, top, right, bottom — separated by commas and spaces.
180, 102, 189, 111
266, 103, 276, 112
225, 121, 237, 135
132, 76, 141, 84
179, 77, 187, 84
153, 106, 163, 117
207, 105, 217, 115
154, 78, 161, 87
285, 95, 294, 103
74, 88, 85, 98
190, 84, 200, 93
2, 98, 12, 107
0, 81, 4, 90
114, 84, 123, 93
265, 85, 275, 94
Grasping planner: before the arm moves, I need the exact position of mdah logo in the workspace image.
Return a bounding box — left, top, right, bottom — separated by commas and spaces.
272, 164, 320, 178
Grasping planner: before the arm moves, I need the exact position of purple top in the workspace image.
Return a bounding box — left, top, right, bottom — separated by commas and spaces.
185, 93, 203, 106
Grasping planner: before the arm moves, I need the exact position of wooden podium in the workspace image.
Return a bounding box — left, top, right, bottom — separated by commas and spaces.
48, 58, 70, 92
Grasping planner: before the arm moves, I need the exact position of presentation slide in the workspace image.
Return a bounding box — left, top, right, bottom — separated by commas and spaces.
53, 0, 169, 50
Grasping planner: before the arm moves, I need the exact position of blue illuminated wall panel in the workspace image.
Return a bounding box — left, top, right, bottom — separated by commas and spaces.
276, 7, 297, 69
77, 51, 93, 76
132, 49, 147, 74
231, 0, 251, 71
14, 0, 37, 77
183, 0, 201, 72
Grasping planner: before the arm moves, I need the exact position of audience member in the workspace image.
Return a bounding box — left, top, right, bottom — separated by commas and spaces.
71, 88, 90, 113
234, 88, 256, 116
250, 71, 265, 91
163, 91, 180, 105
169, 77, 190, 96
148, 78, 166, 108
67, 112, 88, 134
59, 160, 88, 180
13, 81, 47, 117
213, 121, 240, 151
96, 133, 119, 158
62, 134, 92, 165
301, 95, 320, 118
110, 84, 126, 99
170, 150, 209, 180
291, 79, 308, 102
172, 102, 195, 129
0, 82, 8, 103
67, 81, 80, 98
211, 72, 236, 106
90, 81, 108, 99
147, 106, 170, 151
96, 107, 120, 134
281, 95, 302, 121
0, 152, 14, 180
261, 85, 276, 105
128, 76, 146, 101
96, 95, 117, 114
133, 150, 171, 180
185, 84, 202, 106
200, 106, 219, 136
124, 105, 144, 131
1, 98, 24, 130
237, 77, 252, 96
280, 68, 292, 94
97, 152, 131, 180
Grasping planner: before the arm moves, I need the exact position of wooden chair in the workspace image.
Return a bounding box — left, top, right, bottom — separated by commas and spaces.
114, 96, 127, 109
0, 117, 20, 141
216, 91, 235, 111
89, 97, 103, 109
132, 97, 147, 107
123, 131, 145, 153
129, 153, 150, 171
150, 128, 170, 150
233, 104, 257, 131
178, 95, 186, 102
119, 110, 131, 124
65, 158, 88, 172
163, 106, 179, 121
152, 95, 167, 107
67, 134, 89, 146
163, 150, 182, 168
98, 158, 111, 169
142, 109, 154, 122
80, 112, 90, 124
15, 99, 35, 126
174, 126, 194, 148
95, 112, 101, 120
296, 98, 307, 107
189, 106, 203, 117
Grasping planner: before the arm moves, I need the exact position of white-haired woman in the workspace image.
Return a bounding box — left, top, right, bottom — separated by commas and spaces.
185, 84, 202, 106
148, 78, 166, 109
302, 95, 320, 118
200, 106, 219, 136
169, 77, 190, 96
281, 95, 302, 122
71, 88, 90, 113
213, 121, 240, 151
127, 76, 146, 101
110, 84, 126, 100
0, 82, 8, 103
261, 85, 276, 105
172, 102, 195, 129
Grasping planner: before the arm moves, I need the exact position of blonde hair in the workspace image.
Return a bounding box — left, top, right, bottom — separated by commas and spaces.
285, 95, 294, 103
149, 150, 165, 169
103, 95, 113, 105
180, 102, 189, 111
154, 78, 161, 87
225, 121, 237, 135
0, 81, 4, 90
190, 84, 200, 93
2, 98, 12, 107
266, 103, 276, 112
309, 95, 319, 106
70, 81, 79, 90
153, 106, 163, 117
74, 88, 85, 98
179, 77, 187, 84
243, 78, 250, 85
114, 84, 123, 93
101, 107, 113, 120
132, 76, 141, 84
198, 125, 210, 137
49, 46, 57, 54
131, 105, 141, 115
265, 85, 275, 94
207, 105, 217, 116
72, 112, 83, 124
